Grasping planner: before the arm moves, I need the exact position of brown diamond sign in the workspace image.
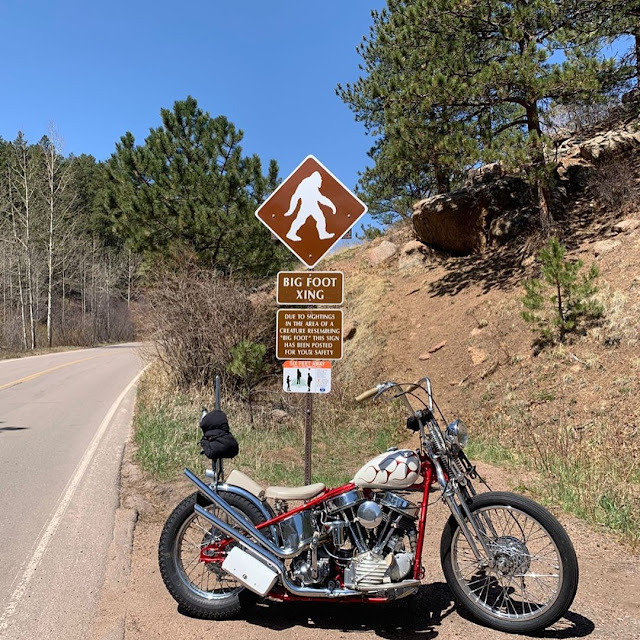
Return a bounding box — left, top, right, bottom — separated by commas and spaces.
255, 155, 367, 268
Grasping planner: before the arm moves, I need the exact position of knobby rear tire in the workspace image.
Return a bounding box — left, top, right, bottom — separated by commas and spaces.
440, 491, 578, 634
158, 490, 266, 620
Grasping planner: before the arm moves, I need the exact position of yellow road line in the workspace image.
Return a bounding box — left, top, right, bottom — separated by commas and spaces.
0, 355, 104, 392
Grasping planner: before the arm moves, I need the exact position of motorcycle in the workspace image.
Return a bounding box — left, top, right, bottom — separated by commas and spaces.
158, 376, 578, 634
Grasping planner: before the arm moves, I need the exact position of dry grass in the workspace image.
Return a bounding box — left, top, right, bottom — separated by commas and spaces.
470, 355, 640, 545
592, 283, 640, 346
337, 268, 390, 387
0, 345, 87, 360
134, 362, 407, 488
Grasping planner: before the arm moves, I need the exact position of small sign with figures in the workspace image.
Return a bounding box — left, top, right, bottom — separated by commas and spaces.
283, 361, 331, 394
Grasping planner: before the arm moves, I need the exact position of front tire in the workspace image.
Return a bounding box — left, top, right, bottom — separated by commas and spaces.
158, 490, 267, 620
440, 491, 578, 634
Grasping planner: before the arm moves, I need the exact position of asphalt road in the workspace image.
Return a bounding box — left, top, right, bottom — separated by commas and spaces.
0, 344, 145, 640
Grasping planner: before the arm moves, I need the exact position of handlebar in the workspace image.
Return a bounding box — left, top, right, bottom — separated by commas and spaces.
355, 377, 434, 412
355, 386, 380, 402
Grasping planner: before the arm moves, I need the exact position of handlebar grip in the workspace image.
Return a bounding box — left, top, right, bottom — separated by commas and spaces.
355, 387, 379, 402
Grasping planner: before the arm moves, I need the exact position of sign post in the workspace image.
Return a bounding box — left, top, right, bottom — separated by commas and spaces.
256, 155, 365, 484
304, 393, 313, 485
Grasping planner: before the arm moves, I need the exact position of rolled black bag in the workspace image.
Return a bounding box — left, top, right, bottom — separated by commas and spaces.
199, 409, 239, 459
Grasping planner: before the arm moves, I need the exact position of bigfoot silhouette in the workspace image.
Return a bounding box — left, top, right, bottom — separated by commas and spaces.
284, 171, 337, 242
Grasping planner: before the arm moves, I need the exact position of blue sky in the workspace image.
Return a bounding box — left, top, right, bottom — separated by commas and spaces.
0, 1, 384, 228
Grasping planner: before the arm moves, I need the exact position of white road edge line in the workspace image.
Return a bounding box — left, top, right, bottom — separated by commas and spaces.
0, 365, 149, 635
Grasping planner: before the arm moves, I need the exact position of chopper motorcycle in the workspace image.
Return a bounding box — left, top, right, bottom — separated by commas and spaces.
158, 376, 578, 634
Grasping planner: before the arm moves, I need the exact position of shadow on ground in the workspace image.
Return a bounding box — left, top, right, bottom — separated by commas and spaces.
427, 247, 529, 298
178, 582, 594, 639
0, 426, 28, 433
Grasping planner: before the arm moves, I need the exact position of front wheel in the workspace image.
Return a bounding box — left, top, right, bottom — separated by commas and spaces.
440, 491, 578, 634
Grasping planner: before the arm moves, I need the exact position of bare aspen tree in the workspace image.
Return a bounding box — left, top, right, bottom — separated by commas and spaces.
10, 134, 42, 349
40, 126, 76, 347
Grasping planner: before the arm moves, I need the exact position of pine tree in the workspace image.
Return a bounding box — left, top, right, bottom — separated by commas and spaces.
522, 237, 602, 343
601, 0, 640, 85
339, 0, 624, 229
227, 340, 267, 425
101, 97, 292, 276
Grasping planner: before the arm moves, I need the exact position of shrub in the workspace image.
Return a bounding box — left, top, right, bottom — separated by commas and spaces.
589, 156, 640, 215
522, 238, 603, 345
145, 265, 274, 388
227, 340, 267, 423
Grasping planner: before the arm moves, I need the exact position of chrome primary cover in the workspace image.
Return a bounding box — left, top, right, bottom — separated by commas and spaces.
352, 450, 422, 489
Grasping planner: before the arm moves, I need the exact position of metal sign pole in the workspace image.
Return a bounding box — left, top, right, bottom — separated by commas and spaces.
304, 392, 313, 485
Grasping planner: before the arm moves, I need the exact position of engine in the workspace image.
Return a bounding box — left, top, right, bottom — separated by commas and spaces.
319, 489, 419, 592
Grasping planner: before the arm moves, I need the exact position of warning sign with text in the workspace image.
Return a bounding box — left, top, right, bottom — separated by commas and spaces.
276, 309, 343, 360
277, 271, 343, 305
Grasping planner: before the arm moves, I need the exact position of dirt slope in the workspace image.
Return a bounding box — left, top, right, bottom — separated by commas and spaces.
92, 155, 640, 638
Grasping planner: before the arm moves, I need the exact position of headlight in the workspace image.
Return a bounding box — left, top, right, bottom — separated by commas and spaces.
445, 419, 469, 449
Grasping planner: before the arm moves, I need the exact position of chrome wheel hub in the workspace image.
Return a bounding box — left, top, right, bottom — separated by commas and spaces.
491, 535, 531, 576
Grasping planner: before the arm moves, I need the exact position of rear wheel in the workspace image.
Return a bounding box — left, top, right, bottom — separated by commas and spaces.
440, 491, 578, 634
158, 491, 267, 619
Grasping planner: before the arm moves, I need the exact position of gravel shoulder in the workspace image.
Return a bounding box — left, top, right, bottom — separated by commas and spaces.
93, 455, 640, 640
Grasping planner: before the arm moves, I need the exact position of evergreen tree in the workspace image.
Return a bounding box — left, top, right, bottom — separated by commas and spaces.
522, 237, 602, 343
601, 0, 640, 86
101, 97, 291, 276
339, 0, 623, 230
227, 339, 267, 425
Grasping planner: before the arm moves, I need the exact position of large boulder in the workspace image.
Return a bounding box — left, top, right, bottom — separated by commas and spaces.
412, 176, 532, 254
579, 130, 640, 162
368, 240, 398, 265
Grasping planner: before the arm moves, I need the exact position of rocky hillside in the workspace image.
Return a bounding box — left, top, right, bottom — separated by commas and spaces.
325, 117, 640, 544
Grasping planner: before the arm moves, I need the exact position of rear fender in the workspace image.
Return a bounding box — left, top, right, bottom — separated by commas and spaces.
214, 483, 276, 522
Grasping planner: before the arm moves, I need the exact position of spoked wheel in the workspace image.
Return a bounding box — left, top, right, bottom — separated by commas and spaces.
440, 492, 578, 634
158, 491, 267, 619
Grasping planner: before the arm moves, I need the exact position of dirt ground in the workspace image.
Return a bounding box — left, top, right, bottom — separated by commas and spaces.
92, 453, 640, 640
92, 211, 640, 640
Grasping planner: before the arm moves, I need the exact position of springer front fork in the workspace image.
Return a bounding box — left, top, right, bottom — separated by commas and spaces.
434, 458, 497, 566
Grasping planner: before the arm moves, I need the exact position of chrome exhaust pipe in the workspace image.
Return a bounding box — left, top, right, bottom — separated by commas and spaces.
185, 468, 298, 559
188, 470, 361, 599
194, 504, 361, 599
193, 503, 284, 571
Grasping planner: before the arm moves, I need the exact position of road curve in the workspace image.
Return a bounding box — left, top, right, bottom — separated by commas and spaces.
0, 344, 145, 640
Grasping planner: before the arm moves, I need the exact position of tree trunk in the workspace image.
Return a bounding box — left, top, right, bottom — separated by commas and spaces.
46, 163, 55, 348
433, 156, 450, 194
17, 262, 28, 351
636, 27, 640, 86
61, 263, 66, 329
526, 101, 552, 234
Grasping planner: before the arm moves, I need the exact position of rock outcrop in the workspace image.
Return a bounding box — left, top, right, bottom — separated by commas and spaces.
412, 173, 533, 254
413, 114, 640, 255
368, 240, 399, 265
398, 240, 430, 270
